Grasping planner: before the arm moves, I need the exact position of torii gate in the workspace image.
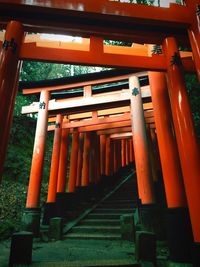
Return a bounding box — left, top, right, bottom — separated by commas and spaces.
0, 0, 200, 264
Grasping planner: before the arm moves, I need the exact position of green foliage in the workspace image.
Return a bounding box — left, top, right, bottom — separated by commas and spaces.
185, 74, 200, 139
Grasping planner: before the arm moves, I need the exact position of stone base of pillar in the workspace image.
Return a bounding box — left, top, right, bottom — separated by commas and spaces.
166, 207, 193, 263
9, 231, 33, 266
139, 204, 165, 240
55, 193, 68, 218
21, 208, 41, 236
192, 242, 200, 267
42, 202, 56, 225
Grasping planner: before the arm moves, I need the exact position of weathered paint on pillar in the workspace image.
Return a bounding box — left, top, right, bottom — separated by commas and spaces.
129, 76, 155, 204
68, 131, 79, 192
76, 132, 84, 187
105, 135, 111, 176
100, 135, 106, 175
81, 132, 91, 186
26, 90, 49, 208
121, 139, 126, 167
0, 21, 24, 181
47, 114, 62, 203
149, 71, 187, 208
57, 128, 70, 193
163, 37, 200, 242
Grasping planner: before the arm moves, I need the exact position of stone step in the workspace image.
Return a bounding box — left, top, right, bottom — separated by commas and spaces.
65, 232, 121, 240
70, 225, 121, 234
80, 219, 121, 226
93, 208, 134, 214
87, 213, 124, 219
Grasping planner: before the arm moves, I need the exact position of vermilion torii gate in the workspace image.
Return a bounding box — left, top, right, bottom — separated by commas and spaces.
0, 0, 200, 265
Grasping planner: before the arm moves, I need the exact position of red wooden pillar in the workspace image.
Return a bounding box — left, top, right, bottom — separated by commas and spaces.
121, 139, 126, 167
163, 37, 200, 260
129, 76, 155, 205
105, 135, 111, 176
110, 139, 114, 176
125, 139, 130, 166
95, 134, 101, 184
90, 132, 96, 184
81, 132, 91, 186
100, 134, 106, 175
0, 21, 24, 181
23, 90, 49, 234
76, 132, 84, 187
113, 141, 118, 173
47, 114, 62, 203
116, 140, 122, 170
149, 72, 186, 208
68, 131, 79, 192
149, 70, 190, 262
57, 128, 70, 193
26, 90, 49, 208
129, 139, 133, 163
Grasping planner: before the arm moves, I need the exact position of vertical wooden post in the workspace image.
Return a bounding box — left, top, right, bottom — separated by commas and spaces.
121, 139, 126, 167
125, 139, 130, 166
26, 90, 49, 208
100, 134, 106, 175
68, 131, 79, 192
163, 37, 200, 243
149, 71, 187, 208
129, 76, 155, 205
0, 21, 24, 181
57, 127, 70, 193
129, 139, 133, 163
23, 90, 49, 234
105, 135, 111, 176
81, 132, 91, 186
47, 114, 62, 203
76, 132, 84, 187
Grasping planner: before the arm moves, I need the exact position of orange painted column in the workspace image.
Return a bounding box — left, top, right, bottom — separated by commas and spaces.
163, 37, 200, 243
129, 139, 133, 163
110, 139, 114, 176
68, 131, 79, 192
95, 135, 101, 183
146, 125, 159, 183
105, 135, 111, 176
57, 128, 70, 193
121, 139, 126, 167
81, 132, 91, 186
185, 0, 200, 81
100, 134, 106, 175
113, 141, 118, 173
26, 90, 49, 208
116, 140, 121, 171
149, 71, 186, 208
89, 132, 96, 184
47, 114, 63, 203
125, 139, 130, 166
76, 132, 84, 187
0, 21, 24, 181
149, 128, 161, 175
129, 76, 155, 204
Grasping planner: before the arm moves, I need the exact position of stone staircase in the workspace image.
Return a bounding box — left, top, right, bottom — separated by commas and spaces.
65, 171, 138, 240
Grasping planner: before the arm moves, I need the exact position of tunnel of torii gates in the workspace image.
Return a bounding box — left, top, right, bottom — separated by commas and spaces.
0, 0, 200, 263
